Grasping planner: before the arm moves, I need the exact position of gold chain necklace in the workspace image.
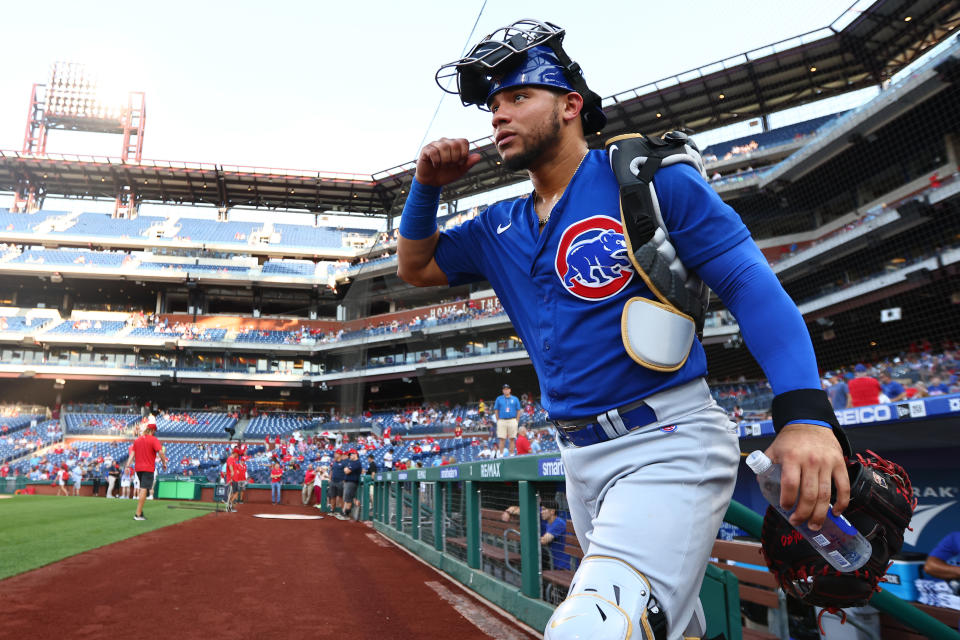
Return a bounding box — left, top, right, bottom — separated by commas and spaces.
536, 151, 589, 228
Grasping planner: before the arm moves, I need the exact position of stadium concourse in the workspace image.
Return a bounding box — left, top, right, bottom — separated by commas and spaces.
0, 500, 541, 640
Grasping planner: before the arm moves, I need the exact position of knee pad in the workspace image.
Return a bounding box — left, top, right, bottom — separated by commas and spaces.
544, 556, 666, 640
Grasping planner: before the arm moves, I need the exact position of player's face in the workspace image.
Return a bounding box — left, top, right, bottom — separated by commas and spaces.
490, 88, 563, 171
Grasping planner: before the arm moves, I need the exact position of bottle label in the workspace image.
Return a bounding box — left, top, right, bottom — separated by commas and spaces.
828, 550, 851, 568
812, 533, 830, 547
826, 510, 858, 535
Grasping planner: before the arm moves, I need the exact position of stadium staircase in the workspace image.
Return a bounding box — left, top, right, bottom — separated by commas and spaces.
234, 417, 251, 439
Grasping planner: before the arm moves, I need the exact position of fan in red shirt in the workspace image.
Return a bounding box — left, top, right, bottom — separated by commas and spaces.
128, 418, 167, 521
270, 462, 284, 505
236, 458, 248, 505
515, 426, 532, 456
302, 466, 316, 505
848, 364, 881, 407
224, 451, 241, 513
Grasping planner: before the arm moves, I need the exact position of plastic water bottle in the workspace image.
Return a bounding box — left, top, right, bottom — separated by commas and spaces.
746, 450, 872, 572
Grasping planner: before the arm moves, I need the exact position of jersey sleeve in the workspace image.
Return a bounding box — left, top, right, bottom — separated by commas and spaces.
929, 532, 960, 562
434, 216, 488, 286
653, 163, 752, 269
547, 518, 567, 539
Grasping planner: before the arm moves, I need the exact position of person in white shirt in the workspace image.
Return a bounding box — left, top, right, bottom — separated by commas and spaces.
383, 449, 394, 470
313, 465, 325, 509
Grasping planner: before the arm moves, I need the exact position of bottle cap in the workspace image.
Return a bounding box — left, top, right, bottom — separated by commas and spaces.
746, 450, 772, 474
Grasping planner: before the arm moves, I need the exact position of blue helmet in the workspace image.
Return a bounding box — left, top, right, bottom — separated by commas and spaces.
436, 20, 607, 133
485, 46, 573, 105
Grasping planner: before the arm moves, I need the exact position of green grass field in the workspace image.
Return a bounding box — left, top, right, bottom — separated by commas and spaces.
0, 495, 213, 580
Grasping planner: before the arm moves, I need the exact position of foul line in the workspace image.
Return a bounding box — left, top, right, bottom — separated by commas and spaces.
426, 581, 531, 640
370, 529, 542, 639
365, 532, 391, 547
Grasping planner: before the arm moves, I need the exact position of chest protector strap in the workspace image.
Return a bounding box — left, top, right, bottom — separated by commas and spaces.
606, 132, 711, 372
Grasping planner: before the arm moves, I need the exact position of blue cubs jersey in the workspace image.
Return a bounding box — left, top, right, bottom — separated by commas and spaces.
434, 150, 750, 420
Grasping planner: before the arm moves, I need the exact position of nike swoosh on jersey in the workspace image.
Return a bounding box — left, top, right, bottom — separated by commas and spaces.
497, 221, 512, 234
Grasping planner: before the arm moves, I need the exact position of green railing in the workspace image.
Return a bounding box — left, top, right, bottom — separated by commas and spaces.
372, 453, 960, 639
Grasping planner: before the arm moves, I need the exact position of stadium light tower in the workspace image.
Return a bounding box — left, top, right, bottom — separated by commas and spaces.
15, 62, 146, 217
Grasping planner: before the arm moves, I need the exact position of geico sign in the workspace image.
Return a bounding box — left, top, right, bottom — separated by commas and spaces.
835, 405, 893, 426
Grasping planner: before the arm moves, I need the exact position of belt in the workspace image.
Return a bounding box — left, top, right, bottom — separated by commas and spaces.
554, 400, 658, 448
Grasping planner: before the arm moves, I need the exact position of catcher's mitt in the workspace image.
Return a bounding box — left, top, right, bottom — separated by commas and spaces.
760, 450, 916, 611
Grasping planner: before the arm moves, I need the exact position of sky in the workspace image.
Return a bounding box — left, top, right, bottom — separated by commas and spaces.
0, 0, 876, 218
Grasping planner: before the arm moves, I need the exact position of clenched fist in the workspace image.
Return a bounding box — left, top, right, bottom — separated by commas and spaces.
416, 137, 483, 187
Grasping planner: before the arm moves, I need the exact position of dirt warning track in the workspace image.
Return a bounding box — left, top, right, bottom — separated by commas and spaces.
0, 504, 540, 640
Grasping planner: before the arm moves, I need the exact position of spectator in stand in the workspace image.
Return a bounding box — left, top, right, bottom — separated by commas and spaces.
382, 448, 394, 471
302, 465, 316, 506
494, 384, 521, 456
848, 364, 881, 407
879, 371, 907, 402
515, 426, 532, 456
270, 461, 284, 505
928, 376, 951, 395
825, 371, 849, 410
907, 380, 929, 399
342, 449, 362, 520
366, 454, 378, 477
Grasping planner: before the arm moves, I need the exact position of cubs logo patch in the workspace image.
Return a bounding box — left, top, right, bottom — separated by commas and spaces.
661, 425, 678, 433
554, 215, 634, 300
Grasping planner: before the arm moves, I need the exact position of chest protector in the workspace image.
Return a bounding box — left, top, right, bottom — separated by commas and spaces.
606, 132, 710, 372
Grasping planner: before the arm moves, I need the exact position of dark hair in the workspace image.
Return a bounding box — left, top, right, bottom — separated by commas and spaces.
541, 499, 559, 512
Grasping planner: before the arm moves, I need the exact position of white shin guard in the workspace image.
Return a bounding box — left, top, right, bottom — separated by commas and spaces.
544, 556, 666, 640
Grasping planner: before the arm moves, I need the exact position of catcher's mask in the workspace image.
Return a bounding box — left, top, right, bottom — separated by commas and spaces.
435, 19, 607, 133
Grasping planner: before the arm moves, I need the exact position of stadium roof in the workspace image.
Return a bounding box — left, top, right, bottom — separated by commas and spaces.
1, 0, 958, 218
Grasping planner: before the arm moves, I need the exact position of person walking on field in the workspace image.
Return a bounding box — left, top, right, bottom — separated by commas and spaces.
493, 384, 521, 456
128, 421, 168, 521
398, 21, 848, 639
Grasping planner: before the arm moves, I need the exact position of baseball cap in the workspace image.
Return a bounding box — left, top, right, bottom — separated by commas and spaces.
502, 383, 511, 388
349, 449, 358, 455
855, 364, 867, 373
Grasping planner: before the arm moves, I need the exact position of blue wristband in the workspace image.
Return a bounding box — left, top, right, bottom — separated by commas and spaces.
398, 179, 442, 240
784, 419, 834, 429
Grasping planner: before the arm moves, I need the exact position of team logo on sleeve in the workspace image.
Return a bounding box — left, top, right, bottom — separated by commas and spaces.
555, 216, 634, 300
